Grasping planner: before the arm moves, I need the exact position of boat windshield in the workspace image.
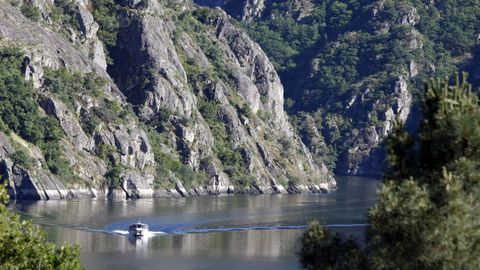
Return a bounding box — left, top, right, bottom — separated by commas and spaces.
130, 224, 146, 229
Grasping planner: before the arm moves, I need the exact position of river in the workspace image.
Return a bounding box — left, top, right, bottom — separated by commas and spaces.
11, 176, 379, 270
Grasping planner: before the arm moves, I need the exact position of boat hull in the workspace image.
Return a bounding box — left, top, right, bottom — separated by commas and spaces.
128, 222, 149, 237
129, 229, 147, 237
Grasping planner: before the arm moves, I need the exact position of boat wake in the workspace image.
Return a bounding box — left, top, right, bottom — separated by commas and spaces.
75, 223, 369, 239
111, 230, 166, 236
171, 223, 369, 234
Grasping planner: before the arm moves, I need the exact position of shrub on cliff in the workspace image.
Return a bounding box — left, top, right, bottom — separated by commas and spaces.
0, 48, 76, 184
20, 2, 41, 22
0, 184, 83, 269
299, 74, 480, 269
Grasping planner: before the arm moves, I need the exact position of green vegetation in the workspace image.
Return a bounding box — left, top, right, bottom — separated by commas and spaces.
245, 0, 479, 94
0, 48, 78, 184
91, 0, 119, 47
243, 2, 324, 72
43, 67, 136, 189
300, 221, 366, 270
141, 107, 207, 189
90, 0, 121, 64
0, 183, 83, 269
51, 0, 81, 31
105, 163, 123, 188
95, 142, 127, 188
43, 67, 129, 135
181, 54, 252, 188
20, 2, 41, 22
290, 112, 339, 170
299, 74, 480, 269
145, 126, 207, 189
43, 68, 105, 110
174, 8, 230, 80
9, 148, 35, 170
201, 100, 253, 188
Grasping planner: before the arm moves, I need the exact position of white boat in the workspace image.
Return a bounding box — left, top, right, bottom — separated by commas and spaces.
128, 220, 149, 237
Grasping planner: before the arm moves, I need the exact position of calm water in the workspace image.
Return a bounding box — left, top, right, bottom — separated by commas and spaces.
11, 176, 379, 270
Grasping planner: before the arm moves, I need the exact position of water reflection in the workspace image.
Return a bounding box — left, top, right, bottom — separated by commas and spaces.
128, 235, 150, 251
12, 176, 379, 270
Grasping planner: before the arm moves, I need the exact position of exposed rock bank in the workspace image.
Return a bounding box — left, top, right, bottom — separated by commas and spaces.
0, 1, 335, 199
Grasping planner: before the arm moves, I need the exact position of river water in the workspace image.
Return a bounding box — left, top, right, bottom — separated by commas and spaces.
11, 176, 379, 270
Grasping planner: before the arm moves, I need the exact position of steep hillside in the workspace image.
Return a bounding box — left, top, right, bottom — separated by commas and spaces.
196, 0, 480, 176
0, 0, 335, 199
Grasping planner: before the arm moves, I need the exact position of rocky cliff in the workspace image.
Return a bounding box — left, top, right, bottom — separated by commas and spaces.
197, 0, 480, 176
193, 0, 266, 21
0, 0, 335, 199
193, 0, 316, 21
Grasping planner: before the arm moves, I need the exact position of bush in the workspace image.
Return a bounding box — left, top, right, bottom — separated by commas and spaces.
20, 2, 41, 22
91, 0, 119, 47
145, 127, 207, 189
9, 148, 35, 169
234, 103, 253, 119
52, 0, 81, 31
0, 184, 83, 269
300, 221, 366, 270
105, 163, 122, 188
43, 68, 105, 110
95, 142, 125, 188
198, 98, 219, 121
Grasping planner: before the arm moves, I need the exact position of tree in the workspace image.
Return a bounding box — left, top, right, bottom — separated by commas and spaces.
299, 221, 366, 270
20, 2, 41, 22
0, 184, 83, 269
327, 1, 352, 36
299, 73, 480, 269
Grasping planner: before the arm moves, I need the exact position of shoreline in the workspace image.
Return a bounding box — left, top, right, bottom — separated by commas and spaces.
7, 182, 337, 201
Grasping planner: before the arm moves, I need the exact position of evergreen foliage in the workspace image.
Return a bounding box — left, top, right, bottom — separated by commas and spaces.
90, 0, 120, 64
0, 48, 77, 184
9, 148, 35, 170
20, 2, 41, 22
0, 184, 83, 269
299, 74, 480, 269
300, 221, 366, 270
51, 0, 81, 31
91, 0, 119, 47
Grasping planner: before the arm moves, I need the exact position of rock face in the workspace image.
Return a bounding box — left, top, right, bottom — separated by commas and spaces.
0, 1, 335, 199
109, 1, 334, 193
194, 0, 316, 21
39, 96, 94, 151
194, 0, 420, 177
336, 76, 412, 175
194, 0, 266, 21
169, 0, 479, 178
329, 3, 418, 176
0, 132, 70, 200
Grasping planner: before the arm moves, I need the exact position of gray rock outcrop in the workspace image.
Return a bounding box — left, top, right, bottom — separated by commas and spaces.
39, 96, 94, 151
0, 0, 335, 200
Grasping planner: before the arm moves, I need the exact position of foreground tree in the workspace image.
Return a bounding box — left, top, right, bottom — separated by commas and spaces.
0, 184, 83, 269
300, 74, 480, 270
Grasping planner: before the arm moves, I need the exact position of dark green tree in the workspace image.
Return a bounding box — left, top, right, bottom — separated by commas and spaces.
300, 221, 366, 270
20, 2, 41, 22
0, 183, 83, 269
